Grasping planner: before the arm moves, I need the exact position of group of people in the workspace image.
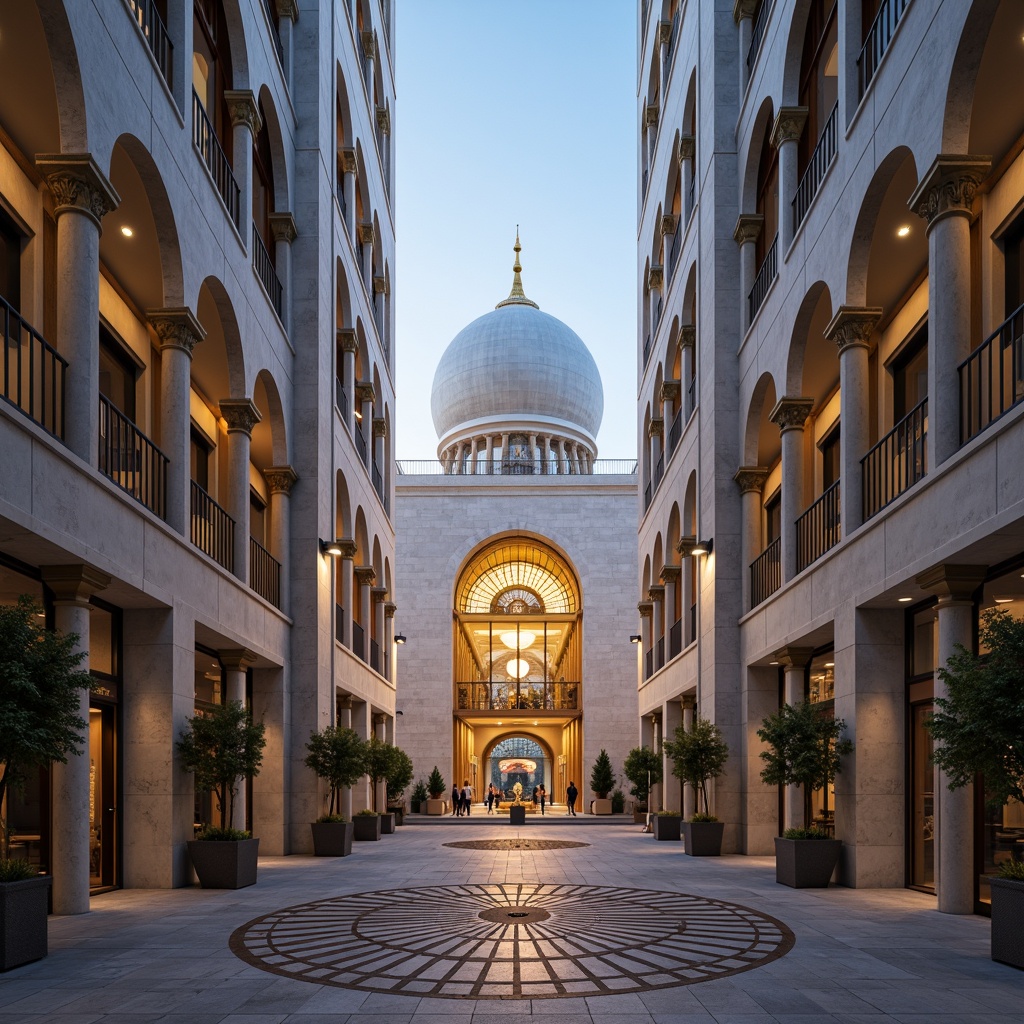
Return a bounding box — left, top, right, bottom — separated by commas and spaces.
457, 780, 580, 816
450, 780, 474, 816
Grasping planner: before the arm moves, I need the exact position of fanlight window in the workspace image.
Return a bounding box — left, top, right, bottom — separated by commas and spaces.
457, 539, 579, 614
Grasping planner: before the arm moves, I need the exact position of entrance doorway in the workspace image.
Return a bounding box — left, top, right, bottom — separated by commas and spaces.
489, 736, 547, 799
88, 703, 118, 890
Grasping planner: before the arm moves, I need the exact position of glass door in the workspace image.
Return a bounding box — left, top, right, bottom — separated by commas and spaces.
910, 702, 935, 890
88, 703, 118, 890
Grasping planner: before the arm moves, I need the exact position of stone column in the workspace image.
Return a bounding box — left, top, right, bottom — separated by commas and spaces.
42, 564, 110, 915
373, 274, 388, 343
219, 398, 261, 584
354, 565, 376, 660
373, 712, 387, 811
338, 539, 357, 648
826, 307, 881, 535
657, 18, 672, 87
661, 213, 677, 277
648, 585, 665, 671
909, 157, 990, 467
484, 434, 495, 472
337, 329, 357, 432
148, 309, 205, 532
662, 699, 682, 813
528, 433, 538, 472
916, 564, 987, 914
372, 586, 388, 675
682, 696, 696, 819
733, 0, 758, 94
339, 148, 357, 232
361, 29, 376, 97
384, 602, 397, 684
678, 135, 695, 222
645, 104, 659, 175
661, 564, 681, 659
218, 648, 256, 831
37, 155, 120, 463
680, 325, 696, 418
770, 398, 814, 582
648, 263, 664, 334
676, 535, 696, 644
264, 465, 297, 611
276, 0, 297, 86
638, 601, 653, 679
649, 419, 664, 492
775, 646, 814, 830
337, 695, 354, 822
734, 467, 769, 612
540, 436, 550, 473
771, 107, 808, 251
372, 417, 387, 490
661, 379, 679, 453
455, 440, 467, 474
268, 212, 297, 333
356, 381, 375, 469
224, 91, 261, 234
376, 104, 391, 190
733, 215, 764, 335
358, 222, 374, 288
501, 432, 510, 470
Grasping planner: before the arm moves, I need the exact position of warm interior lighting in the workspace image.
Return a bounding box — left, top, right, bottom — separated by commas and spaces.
505, 658, 530, 679
497, 721, 502, 726
769, 660, 779, 666
320, 538, 343, 557
898, 596, 913, 603
629, 633, 642, 644
354, 409, 363, 420
994, 597, 1014, 604
500, 629, 535, 650
533, 720, 538, 726
120, 225, 134, 237
896, 225, 910, 238
824, 661, 834, 668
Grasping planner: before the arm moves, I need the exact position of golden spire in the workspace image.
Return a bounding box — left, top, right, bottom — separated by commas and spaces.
496, 227, 539, 309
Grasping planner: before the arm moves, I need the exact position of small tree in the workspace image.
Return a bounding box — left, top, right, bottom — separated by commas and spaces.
663, 716, 729, 818
304, 725, 365, 818
757, 701, 852, 829
623, 746, 662, 809
427, 765, 446, 798
177, 701, 266, 833
928, 608, 1024, 811
386, 747, 414, 803
590, 749, 615, 798
0, 597, 92, 859
362, 736, 396, 812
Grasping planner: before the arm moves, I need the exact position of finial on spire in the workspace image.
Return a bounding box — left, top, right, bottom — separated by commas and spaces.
496, 228, 539, 309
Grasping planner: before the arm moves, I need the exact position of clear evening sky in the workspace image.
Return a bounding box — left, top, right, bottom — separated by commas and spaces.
394, 1, 638, 460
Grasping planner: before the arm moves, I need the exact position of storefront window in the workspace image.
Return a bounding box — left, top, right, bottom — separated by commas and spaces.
193, 647, 225, 831
805, 649, 835, 827
907, 604, 936, 892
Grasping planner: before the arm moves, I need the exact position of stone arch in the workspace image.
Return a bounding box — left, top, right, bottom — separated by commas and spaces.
642, 554, 652, 596
372, 535, 383, 579
652, 534, 665, 582
336, 256, 352, 329
663, 316, 681, 381
354, 506, 369, 565
743, 370, 780, 467
785, 281, 833, 395
740, 96, 776, 215
193, 276, 246, 404
667, 502, 682, 556
780, 0, 818, 105
354, 318, 370, 381
681, 261, 697, 323
218, 0, 251, 89
257, 86, 290, 210
34, 0, 88, 151
336, 60, 355, 147
253, 368, 288, 466
335, 470, 353, 539
682, 471, 698, 536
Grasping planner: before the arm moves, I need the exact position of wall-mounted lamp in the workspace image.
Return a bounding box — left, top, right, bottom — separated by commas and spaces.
691, 538, 713, 557
320, 538, 343, 557
629, 634, 642, 644
396, 710, 404, 716
395, 634, 407, 645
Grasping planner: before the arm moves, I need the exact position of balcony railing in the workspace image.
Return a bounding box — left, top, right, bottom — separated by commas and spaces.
655, 636, 664, 671
644, 648, 653, 680
258, 0, 284, 67
396, 458, 637, 476
370, 638, 380, 674
126, 0, 173, 88
252, 224, 283, 316
667, 10, 680, 71
190, 480, 234, 571
862, 398, 927, 520
192, 90, 240, 225
98, 395, 168, 518
653, 451, 664, 496
668, 408, 682, 455
793, 102, 838, 231
456, 681, 579, 712
335, 603, 345, 646
643, 332, 652, 366
1, 296, 66, 439
668, 224, 681, 281
686, 375, 696, 420
335, 379, 349, 422
748, 234, 778, 324
747, 0, 769, 71
858, 0, 911, 97
653, 294, 663, 332
750, 537, 781, 608
960, 303, 1024, 443
354, 422, 367, 463
796, 479, 841, 573
372, 461, 384, 503
352, 620, 365, 660
642, 167, 649, 198
644, 479, 652, 511
669, 617, 682, 659
249, 537, 281, 608
336, 175, 348, 223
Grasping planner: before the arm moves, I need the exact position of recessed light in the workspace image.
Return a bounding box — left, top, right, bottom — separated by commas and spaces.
824, 662, 834, 668
769, 660, 779, 666
896, 225, 910, 238
497, 721, 502, 726
898, 596, 913, 603
533, 720, 538, 726
120, 226, 134, 237
994, 597, 1014, 604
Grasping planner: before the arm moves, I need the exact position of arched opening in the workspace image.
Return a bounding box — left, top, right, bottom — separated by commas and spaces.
485, 735, 552, 802
796, 1, 839, 181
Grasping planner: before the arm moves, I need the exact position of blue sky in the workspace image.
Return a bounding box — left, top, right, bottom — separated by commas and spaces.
394, 1, 638, 460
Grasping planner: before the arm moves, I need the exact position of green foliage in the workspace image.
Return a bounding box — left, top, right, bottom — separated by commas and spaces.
177, 701, 266, 831
304, 726, 365, 816
997, 859, 1024, 881
590, 749, 615, 797
690, 812, 719, 823
623, 746, 662, 806
782, 827, 833, 841
656, 810, 681, 817
356, 808, 379, 816
663, 716, 730, 816
928, 609, 1024, 810
386, 747, 414, 801
411, 779, 428, 806
427, 765, 446, 798
610, 788, 625, 813
361, 737, 412, 810
195, 826, 251, 842
757, 701, 852, 828
315, 814, 349, 824
0, 858, 38, 882
0, 596, 92, 858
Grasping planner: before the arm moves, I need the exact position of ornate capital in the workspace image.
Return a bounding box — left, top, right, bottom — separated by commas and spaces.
645, 104, 659, 129
770, 397, 814, 432
354, 565, 377, 586
658, 20, 672, 45
224, 90, 262, 135
37, 154, 120, 227
679, 324, 696, 350
648, 417, 664, 438
268, 211, 297, 244
677, 535, 696, 557
372, 416, 387, 438
358, 221, 375, 245
733, 0, 759, 23
733, 466, 768, 494
648, 585, 665, 603
41, 564, 111, 604
219, 397, 261, 436
373, 274, 388, 295
336, 693, 353, 710
337, 327, 358, 353
336, 538, 358, 559
774, 646, 814, 669
915, 563, 988, 602
733, 213, 764, 246
264, 465, 298, 495
660, 563, 682, 583
276, 0, 298, 20
148, 307, 206, 356
909, 155, 990, 227
661, 213, 678, 237
361, 30, 376, 60
648, 264, 664, 291
384, 601, 397, 619
218, 647, 257, 671
771, 107, 808, 148
356, 380, 376, 404
660, 379, 681, 403
637, 601, 653, 617
825, 306, 882, 354
376, 106, 391, 135
371, 586, 388, 604
339, 147, 357, 174
677, 134, 695, 163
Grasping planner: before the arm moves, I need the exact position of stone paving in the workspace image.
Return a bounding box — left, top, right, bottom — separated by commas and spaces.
1, 816, 1021, 1023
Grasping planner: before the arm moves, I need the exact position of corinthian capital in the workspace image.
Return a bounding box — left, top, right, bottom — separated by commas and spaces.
37, 154, 120, 227
148, 307, 206, 356
224, 90, 262, 135
733, 213, 764, 246
219, 398, 262, 436
265, 466, 298, 495
825, 306, 882, 354
339, 147, 357, 174
770, 397, 814, 432
733, 466, 769, 494
909, 155, 990, 227
771, 107, 808, 148
376, 106, 391, 135
269, 212, 297, 244
648, 264, 664, 291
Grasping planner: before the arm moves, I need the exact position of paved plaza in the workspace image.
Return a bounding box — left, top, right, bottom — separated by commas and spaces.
1, 818, 1021, 1024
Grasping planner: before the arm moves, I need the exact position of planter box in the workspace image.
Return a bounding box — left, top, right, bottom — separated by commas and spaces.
774, 837, 842, 888
380, 813, 396, 834
425, 798, 446, 816
509, 805, 527, 825
592, 798, 612, 815
388, 805, 405, 826
653, 815, 681, 841
990, 876, 1024, 969
310, 821, 353, 857
633, 808, 649, 824
0, 875, 51, 972
353, 815, 382, 841
682, 820, 724, 856
187, 838, 259, 889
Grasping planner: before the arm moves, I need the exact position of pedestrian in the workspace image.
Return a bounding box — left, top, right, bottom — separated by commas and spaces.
486, 783, 496, 814
451, 783, 461, 816
532, 785, 539, 809
539, 784, 546, 814
462, 779, 474, 816
566, 780, 578, 816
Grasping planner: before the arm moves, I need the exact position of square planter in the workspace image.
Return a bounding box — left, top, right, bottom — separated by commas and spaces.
592, 798, 612, 815
380, 812, 396, 834
774, 837, 842, 888
633, 808, 649, 824
0, 875, 51, 972
388, 805, 405, 826
353, 814, 382, 841
990, 876, 1024, 969
682, 820, 725, 856
653, 815, 681, 841
310, 821, 353, 857
425, 798, 446, 816
509, 805, 527, 825
187, 838, 259, 889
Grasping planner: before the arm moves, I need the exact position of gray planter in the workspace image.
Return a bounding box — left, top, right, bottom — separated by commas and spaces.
380, 812, 396, 834
653, 815, 681, 841
310, 821, 353, 857
990, 876, 1024, 969
774, 837, 842, 888
353, 814, 382, 841
682, 820, 725, 856
509, 805, 526, 825
0, 875, 51, 972
187, 838, 259, 889
388, 805, 405, 826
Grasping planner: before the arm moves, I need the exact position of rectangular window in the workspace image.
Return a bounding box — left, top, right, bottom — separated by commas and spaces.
0, 206, 21, 311
190, 426, 212, 491
99, 325, 138, 422
820, 424, 840, 489
765, 490, 781, 544
892, 325, 928, 421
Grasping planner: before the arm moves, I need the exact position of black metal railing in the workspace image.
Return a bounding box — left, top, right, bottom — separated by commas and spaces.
668, 408, 682, 455
689, 602, 696, 645
252, 224, 283, 316
258, 0, 284, 66
862, 398, 927, 520
796, 479, 841, 573
192, 89, 240, 225
960, 303, 1024, 443
98, 396, 168, 518
668, 223, 681, 280
644, 479, 652, 512
126, 0, 173, 88
653, 294, 663, 332
793, 102, 838, 231
352, 620, 365, 660
686, 375, 696, 420
336, 379, 349, 421
336, 174, 348, 222
656, 636, 664, 671
858, 0, 911, 97
748, 234, 778, 324
370, 638, 380, 673
644, 648, 653, 680
653, 451, 664, 494
1, 296, 66, 439
372, 461, 384, 503
747, 0, 769, 70
643, 333, 652, 365
668, 10, 680, 70
354, 422, 367, 462
456, 681, 580, 712
669, 617, 682, 659
249, 537, 281, 608
335, 603, 345, 646
688, 172, 695, 218
642, 167, 649, 198
750, 537, 781, 607
190, 480, 235, 571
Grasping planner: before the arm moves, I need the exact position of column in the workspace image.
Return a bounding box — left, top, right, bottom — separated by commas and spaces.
658, 18, 672, 85
373, 712, 387, 812
376, 104, 392, 188
648, 263, 664, 332
268, 212, 297, 333
360, 29, 376, 96
354, 565, 376, 661
680, 325, 696, 417
219, 398, 261, 584
501, 432, 510, 471
218, 648, 256, 831
337, 329, 357, 432
372, 586, 388, 675
909, 157, 990, 466
771, 107, 808, 251
775, 646, 813, 831
826, 307, 881, 535
678, 136, 694, 222
37, 155, 120, 463
276, 0, 297, 87
682, 697, 696, 819
638, 601, 653, 680
733, 0, 758, 94
677, 536, 695, 644
552, 438, 564, 474
650, 714, 662, 811
661, 564, 681, 659
645, 104, 659, 172
357, 381, 375, 469
733, 215, 764, 334
42, 565, 110, 915
649, 418, 664, 488
224, 90, 261, 235
734, 467, 768, 611
373, 274, 388, 343
528, 433, 538, 473
661, 379, 679, 453
338, 539, 357, 648
455, 440, 467, 474
264, 465, 297, 612
148, 309, 205, 532
916, 564, 987, 913
662, 699, 682, 813
358, 223, 374, 288
337, 695, 354, 822
648, 585, 665, 671
770, 397, 814, 582
372, 417, 387, 496
661, 214, 677, 275
540, 436, 550, 474
339, 148, 357, 232
384, 602, 397, 684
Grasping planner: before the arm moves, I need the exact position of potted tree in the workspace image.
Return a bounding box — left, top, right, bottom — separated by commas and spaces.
178, 700, 266, 888
623, 745, 662, 823
758, 701, 852, 888
304, 725, 365, 856
425, 766, 447, 815
0, 597, 91, 971
590, 749, 615, 814
356, 737, 392, 837
663, 715, 730, 856
386, 746, 413, 825
410, 779, 428, 814
928, 608, 1024, 968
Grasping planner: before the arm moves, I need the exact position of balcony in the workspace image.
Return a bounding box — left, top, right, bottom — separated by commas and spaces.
643, 333, 652, 366
793, 102, 838, 231
644, 478, 652, 512
668, 617, 682, 660
192, 90, 240, 225
746, 0, 769, 71
249, 536, 281, 608
370, 638, 380, 674
372, 460, 384, 504
252, 224, 283, 317
98, 396, 168, 518
858, 0, 911, 97
190, 480, 234, 571
335, 379, 349, 422
750, 537, 781, 608
655, 636, 664, 671
960, 303, 1024, 444
748, 235, 778, 325
335, 602, 345, 645
352, 620, 365, 660
653, 451, 664, 495
126, 0, 173, 89
456, 681, 579, 712
354, 421, 367, 463
796, 479, 841, 573
862, 398, 927, 520
668, 224, 681, 281
1, 296, 66, 439
258, 0, 284, 67
668, 408, 682, 456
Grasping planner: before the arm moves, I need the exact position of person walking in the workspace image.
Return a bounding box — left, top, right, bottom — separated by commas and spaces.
486, 783, 495, 814
451, 783, 461, 817
462, 779, 474, 816
566, 780, 578, 816
539, 784, 547, 815
531, 785, 539, 810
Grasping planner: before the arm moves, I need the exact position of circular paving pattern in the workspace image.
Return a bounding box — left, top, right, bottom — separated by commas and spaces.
442, 838, 590, 851
229, 883, 794, 999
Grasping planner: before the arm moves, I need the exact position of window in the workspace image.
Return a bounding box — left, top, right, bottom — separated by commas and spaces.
190, 426, 212, 491
252, 102, 275, 254
797, 1, 839, 177
0, 206, 22, 311
1003, 213, 1024, 315
250, 489, 266, 544
820, 423, 840, 489
765, 490, 781, 544
892, 325, 928, 420
755, 124, 778, 266
98, 325, 138, 422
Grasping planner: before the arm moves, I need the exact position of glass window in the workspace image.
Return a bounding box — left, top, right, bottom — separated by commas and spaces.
807, 650, 834, 704
0, 206, 22, 310
820, 424, 840, 490
910, 606, 937, 677
892, 325, 928, 421
89, 605, 115, 677
765, 490, 781, 544
194, 648, 223, 707
99, 325, 138, 422
190, 427, 212, 491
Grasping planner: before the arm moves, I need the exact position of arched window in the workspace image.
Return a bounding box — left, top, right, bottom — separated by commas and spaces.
252, 101, 275, 260
192, 0, 233, 159
797, 0, 838, 177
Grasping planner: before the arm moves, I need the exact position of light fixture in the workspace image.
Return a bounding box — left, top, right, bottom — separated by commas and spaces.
320, 538, 343, 557
994, 597, 1014, 604
505, 658, 530, 679
500, 629, 535, 650
395, 633, 407, 644
497, 721, 503, 726
769, 660, 779, 666
824, 661, 834, 668
691, 538, 713, 556
533, 720, 538, 726
120, 225, 134, 237
396, 710, 404, 715
629, 634, 642, 644
898, 596, 913, 603
896, 225, 910, 238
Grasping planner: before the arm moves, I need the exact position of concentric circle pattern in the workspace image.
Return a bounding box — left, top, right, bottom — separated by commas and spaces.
442, 839, 590, 851
230, 883, 794, 999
